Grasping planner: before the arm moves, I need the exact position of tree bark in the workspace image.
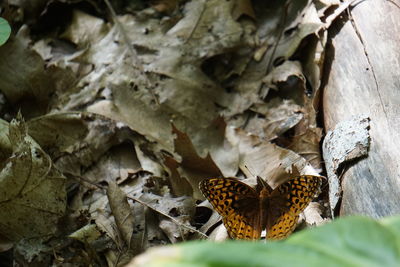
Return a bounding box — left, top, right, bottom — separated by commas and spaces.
323, 0, 400, 217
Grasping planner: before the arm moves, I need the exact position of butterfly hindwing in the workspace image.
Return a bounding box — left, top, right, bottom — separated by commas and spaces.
266, 212, 299, 240
200, 178, 261, 240
223, 209, 262, 240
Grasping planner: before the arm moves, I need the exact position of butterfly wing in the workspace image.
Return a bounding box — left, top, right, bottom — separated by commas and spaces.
223, 210, 262, 240
266, 212, 299, 240
200, 178, 262, 240
266, 175, 323, 240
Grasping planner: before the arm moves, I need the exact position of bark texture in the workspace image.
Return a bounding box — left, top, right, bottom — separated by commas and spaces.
323, 0, 400, 217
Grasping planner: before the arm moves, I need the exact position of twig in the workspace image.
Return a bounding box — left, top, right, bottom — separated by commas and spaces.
387, 0, 400, 9
266, 0, 290, 73
184, 2, 206, 43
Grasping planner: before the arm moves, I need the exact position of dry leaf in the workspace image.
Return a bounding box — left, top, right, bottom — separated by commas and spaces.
232, 0, 256, 20
107, 181, 135, 250
172, 124, 222, 199
227, 127, 308, 187
0, 33, 75, 117
0, 116, 66, 241
69, 224, 102, 243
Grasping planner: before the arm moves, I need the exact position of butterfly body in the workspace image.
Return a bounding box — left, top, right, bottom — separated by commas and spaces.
199, 175, 323, 240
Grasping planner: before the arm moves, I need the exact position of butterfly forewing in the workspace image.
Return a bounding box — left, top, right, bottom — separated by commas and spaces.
266, 175, 323, 239
200, 178, 262, 240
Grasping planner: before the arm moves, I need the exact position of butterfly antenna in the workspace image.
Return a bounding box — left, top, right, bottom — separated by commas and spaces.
244, 165, 256, 178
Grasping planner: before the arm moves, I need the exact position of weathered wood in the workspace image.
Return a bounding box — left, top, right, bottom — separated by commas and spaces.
323, 0, 400, 217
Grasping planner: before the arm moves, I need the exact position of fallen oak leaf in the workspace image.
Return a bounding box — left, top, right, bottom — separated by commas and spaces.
173, 124, 221, 175
172, 124, 222, 199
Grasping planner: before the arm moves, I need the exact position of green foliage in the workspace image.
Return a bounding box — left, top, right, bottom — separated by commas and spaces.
132, 216, 400, 267
0, 17, 11, 46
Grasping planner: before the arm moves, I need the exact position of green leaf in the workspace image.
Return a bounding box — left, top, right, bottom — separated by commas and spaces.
0, 17, 11, 46
287, 216, 400, 266
130, 216, 400, 267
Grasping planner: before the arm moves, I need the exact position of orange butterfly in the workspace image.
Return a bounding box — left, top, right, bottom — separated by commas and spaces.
199, 175, 323, 240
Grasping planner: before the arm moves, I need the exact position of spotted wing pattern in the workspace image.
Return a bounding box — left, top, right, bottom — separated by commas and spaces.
266, 175, 323, 239
266, 212, 299, 240
199, 178, 262, 240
